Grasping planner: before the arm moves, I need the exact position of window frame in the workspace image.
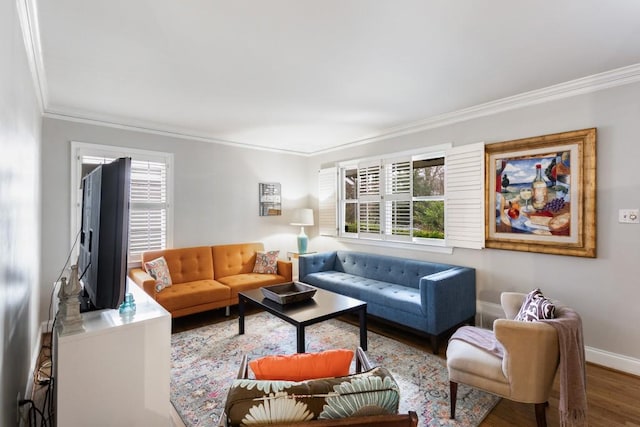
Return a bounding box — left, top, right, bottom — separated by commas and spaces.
70, 141, 174, 266
337, 145, 449, 248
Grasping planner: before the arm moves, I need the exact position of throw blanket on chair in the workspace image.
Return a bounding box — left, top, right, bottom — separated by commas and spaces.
448, 326, 505, 358
542, 306, 588, 427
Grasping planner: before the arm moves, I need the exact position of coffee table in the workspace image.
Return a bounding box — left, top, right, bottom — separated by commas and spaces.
238, 287, 367, 353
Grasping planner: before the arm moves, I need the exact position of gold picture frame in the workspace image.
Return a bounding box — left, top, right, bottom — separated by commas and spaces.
485, 128, 596, 258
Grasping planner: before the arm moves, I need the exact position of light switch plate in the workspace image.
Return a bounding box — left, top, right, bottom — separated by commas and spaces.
619, 209, 639, 224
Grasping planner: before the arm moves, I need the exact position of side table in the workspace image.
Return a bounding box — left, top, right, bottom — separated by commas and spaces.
286, 251, 316, 281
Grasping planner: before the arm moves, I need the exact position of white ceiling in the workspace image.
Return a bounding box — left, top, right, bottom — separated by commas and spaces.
28, 0, 640, 155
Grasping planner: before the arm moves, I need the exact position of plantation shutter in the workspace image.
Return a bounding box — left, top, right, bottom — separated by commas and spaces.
318, 167, 338, 236
445, 142, 485, 249
73, 142, 172, 264
357, 161, 382, 238
129, 160, 168, 259
383, 158, 412, 241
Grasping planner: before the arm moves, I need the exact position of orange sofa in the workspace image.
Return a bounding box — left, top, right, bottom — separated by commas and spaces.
128, 242, 292, 318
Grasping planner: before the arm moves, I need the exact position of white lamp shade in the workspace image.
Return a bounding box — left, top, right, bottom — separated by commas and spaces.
290, 208, 314, 226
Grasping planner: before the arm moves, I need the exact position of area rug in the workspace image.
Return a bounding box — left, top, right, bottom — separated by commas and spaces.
171, 312, 499, 427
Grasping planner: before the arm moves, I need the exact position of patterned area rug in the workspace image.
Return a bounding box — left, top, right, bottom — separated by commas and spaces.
171, 312, 500, 427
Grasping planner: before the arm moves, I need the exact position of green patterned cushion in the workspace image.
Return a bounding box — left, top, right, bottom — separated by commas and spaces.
223, 366, 399, 426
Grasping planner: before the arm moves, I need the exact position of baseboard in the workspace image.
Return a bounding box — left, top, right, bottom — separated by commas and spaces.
585, 347, 640, 377
477, 300, 640, 377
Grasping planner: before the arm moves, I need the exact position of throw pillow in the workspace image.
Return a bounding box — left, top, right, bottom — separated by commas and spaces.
249, 349, 354, 381
515, 288, 556, 321
253, 250, 280, 274
143, 256, 172, 292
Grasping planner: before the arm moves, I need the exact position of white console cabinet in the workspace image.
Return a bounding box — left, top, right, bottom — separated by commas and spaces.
54, 280, 172, 426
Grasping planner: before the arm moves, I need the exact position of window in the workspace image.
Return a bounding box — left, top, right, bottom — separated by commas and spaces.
338, 151, 445, 245
71, 142, 173, 264
327, 142, 484, 249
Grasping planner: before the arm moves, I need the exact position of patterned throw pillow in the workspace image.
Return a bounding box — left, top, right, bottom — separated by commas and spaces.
144, 256, 172, 292
515, 288, 556, 321
224, 366, 399, 426
253, 250, 280, 274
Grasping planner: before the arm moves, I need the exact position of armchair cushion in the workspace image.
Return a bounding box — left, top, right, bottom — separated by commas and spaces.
249, 349, 354, 381
224, 367, 399, 426
514, 288, 556, 321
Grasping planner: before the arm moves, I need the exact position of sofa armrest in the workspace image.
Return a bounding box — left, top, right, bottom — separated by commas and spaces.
419, 267, 476, 334
277, 260, 293, 282
128, 268, 158, 299
494, 318, 559, 402
298, 251, 337, 280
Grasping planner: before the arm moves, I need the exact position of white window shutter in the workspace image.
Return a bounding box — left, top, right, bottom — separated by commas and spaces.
445, 142, 485, 249
383, 158, 412, 241
128, 160, 168, 258
318, 167, 338, 236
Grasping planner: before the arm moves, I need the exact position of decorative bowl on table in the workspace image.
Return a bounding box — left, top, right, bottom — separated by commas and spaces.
260, 282, 317, 305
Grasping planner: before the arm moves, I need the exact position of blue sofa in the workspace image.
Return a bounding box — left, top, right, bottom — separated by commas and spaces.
298, 251, 476, 353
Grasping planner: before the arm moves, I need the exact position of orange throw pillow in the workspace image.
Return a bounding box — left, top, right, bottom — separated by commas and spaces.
249, 349, 354, 381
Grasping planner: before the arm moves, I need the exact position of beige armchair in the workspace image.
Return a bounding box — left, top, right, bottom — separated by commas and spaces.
446, 292, 560, 427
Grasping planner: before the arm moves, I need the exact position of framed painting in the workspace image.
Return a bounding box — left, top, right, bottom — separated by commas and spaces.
485, 128, 596, 258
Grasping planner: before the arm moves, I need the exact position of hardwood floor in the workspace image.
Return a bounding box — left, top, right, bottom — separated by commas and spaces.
34, 308, 640, 426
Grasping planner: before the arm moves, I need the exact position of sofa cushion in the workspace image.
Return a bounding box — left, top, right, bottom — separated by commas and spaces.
253, 250, 280, 274
334, 251, 454, 288
154, 279, 230, 312
143, 256, 172, 291
213, 242, 265, 279
249, 349, 354, 381
141, 246, 214, 284
224, 367, 399, 426
303, 271, 423, 316
217, 273, 289, 298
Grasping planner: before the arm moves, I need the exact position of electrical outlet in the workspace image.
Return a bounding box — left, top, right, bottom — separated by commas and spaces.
619, 209, 640, 224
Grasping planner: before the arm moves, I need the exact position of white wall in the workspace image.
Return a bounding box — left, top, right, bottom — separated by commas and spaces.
1, 0, 43, 424
308, 82, 640, 371
40, 118, 311, 321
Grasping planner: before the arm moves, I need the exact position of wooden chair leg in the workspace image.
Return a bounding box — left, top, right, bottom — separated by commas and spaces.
534, 402, 547, 427
449, 381, 458, 419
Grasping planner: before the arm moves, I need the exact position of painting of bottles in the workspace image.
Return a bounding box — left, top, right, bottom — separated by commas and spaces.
495, 151, 571, 236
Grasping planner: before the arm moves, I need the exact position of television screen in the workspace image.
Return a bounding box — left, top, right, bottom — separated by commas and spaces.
78, 157, 131, 311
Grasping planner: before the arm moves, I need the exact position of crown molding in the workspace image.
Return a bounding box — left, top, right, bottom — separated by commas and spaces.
16, 0, 47, 113
312, 63, 640, 155
42, 108, 309, 156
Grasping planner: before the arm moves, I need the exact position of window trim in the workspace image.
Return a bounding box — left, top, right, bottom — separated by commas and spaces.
337, 144, 451, 248
70, 141, 174, 266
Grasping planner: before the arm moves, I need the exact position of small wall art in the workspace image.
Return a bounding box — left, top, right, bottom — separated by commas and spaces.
258, 182, 282, 216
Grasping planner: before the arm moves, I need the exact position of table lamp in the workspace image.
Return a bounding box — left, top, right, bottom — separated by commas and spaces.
290, 208, 314, 254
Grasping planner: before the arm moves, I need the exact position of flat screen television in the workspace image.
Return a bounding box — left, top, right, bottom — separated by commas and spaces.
77, 157, 131, 311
